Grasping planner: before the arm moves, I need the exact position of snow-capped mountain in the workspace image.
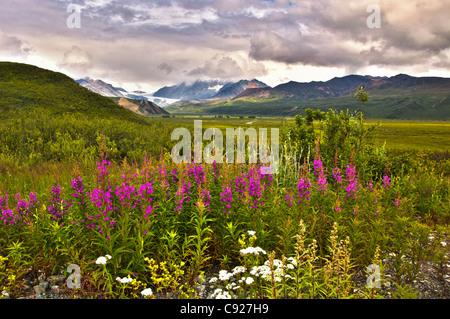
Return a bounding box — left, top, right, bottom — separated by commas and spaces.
76, 77, 127, 98
213, 79, 269, 99
76, 77, 179, 107
76, 77, 270, 107
153, 79, 230, 100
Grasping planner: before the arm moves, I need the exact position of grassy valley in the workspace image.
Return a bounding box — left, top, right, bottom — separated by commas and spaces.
0, 62, 448, 301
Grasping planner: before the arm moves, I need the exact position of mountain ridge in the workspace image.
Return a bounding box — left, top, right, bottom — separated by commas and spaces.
70, 65, 450, 119
166, 73, 450, 120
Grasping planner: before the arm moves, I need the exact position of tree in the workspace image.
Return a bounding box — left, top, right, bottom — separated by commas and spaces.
353, 85, 370, 119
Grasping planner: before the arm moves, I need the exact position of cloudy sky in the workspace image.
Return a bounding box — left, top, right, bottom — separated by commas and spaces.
1, 0, 449, 92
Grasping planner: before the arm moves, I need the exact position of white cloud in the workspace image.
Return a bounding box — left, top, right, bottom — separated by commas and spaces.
0, 29, 33, 56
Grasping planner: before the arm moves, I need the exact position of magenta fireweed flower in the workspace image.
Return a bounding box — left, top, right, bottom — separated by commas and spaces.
297, 177, 311, 201
157, 165, 167, 179
115, 184, 136, 206
89, 188, 104, 208
233, 176, 247, 201
332, 168, 343, 184
247, 177, 264, 209
97, 159, 110, 184
1, 192, 39, 227
317, 175, 327, 193
174, 180, 192, 213
201, 189, 212, 209
144, 204, 153, 218
171, 168, 179, 183
187, 164, 205, 185
345, 165, 358, 199
138, 182, 154, 202
285, 194, 294, 207
382, 175, 391, 190
0, 195, 8, 211
1, 208, 15, 226
83, 183, 116, 236
314, 158, 327, 193
71, 176, 85, 205
248, 177, 262, 198
220, 186, 233, 214
47, 185, 62, 221
212, 161, 220, 181
48, 185, 71, 223
313, 159, 323, 175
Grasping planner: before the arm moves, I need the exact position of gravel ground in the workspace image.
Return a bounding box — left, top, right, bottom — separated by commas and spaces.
3, 238, 448, 300
2, 257, 447, 300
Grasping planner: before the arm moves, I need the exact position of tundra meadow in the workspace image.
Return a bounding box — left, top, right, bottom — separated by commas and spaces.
1, 104, 449, 300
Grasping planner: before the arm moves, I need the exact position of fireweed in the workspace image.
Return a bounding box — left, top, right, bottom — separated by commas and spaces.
0, 152, 448, 299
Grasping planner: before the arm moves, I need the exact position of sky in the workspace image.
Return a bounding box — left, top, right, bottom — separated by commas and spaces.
1, 0, 449, 93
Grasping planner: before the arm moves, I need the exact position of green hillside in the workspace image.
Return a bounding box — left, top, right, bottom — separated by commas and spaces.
167, 80, 450, 120
0, 62, 181, 165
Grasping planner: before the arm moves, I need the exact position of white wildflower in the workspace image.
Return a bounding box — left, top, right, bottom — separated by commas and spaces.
287, 257, 297, 267
247, 230, 256, 237
105, 254, 112, 260
239, 246, 266, 256
209, 277, 218, 283
250, 265, 271, 280
211, 288, 232, 299
95, 256, 107, 265
116, 277, 133, 284
284, 274, 294, 280
232, 266, 246, 275
273, 259, 283, 268
141, 288, 153, 297
245, 277, 254, 285
441, 241, 447, 247
218, 270, 233, 281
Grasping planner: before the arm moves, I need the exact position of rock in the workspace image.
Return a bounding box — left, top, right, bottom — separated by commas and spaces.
47, 275, 66, 285
39, 281, 49, 290
38, 272, 46, 283
33, 285, 46, 295
50, 285, 60, 293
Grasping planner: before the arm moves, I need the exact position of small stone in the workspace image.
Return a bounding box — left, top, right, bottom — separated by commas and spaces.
38, 273, 46, 282
33, 285, 46, 295
39, 281, 49, 290
50, 285, 60, 293
47, 275, 66, 285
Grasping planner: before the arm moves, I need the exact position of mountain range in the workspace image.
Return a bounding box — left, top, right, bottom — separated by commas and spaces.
77, 77, 270, 106
166, 74, 450, 120
153, 79, 269, 100
75, 77, 168, 115
76, 71, 450, 120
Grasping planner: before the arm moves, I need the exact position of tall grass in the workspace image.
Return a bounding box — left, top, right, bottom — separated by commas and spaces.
0, 143, 448, 299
